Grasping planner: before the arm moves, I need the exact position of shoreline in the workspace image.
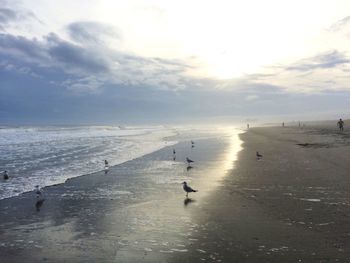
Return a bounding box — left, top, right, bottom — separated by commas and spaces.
0, 130, 241, 262
0, 137, 178, 202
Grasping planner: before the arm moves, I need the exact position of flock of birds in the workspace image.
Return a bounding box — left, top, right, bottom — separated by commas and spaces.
171, 140, 198, 198
2, 138, 264, 210
178, 145, 264, 198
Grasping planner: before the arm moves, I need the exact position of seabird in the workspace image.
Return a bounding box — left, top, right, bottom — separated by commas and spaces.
186, 157, 194, 164
182, 182, 197, 197
256, 151, 263, 159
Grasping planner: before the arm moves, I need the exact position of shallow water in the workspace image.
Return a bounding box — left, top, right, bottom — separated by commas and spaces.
0, 127, 243, 262
0, 125, 176, 199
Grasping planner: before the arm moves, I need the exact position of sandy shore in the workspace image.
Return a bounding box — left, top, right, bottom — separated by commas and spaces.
172, 125, 350, 262
0, 129, 240, 262
1, 125, 350, 262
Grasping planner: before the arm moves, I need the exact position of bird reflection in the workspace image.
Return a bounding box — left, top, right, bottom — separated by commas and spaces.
184, 197, 195, 206
35, 199, 45, 212
186, 165, 193, 171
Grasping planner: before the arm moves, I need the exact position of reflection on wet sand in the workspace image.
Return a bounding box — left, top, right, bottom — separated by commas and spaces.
186, 165, 193, 171
35, 199, 45, 212
184, 198, 195, 206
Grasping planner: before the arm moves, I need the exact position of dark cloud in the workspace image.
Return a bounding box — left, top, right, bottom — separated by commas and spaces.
0, 34, 48, 64
286, 50, 350, 71
0, 27, 198, 94
46, 33, 110, 74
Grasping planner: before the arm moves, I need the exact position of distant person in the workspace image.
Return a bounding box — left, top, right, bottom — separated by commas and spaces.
282, 122, 285, 127
104, 160, 109, 167
35, 185, 42, 197
35, 186, 45, 212
337, 118, 344, 131
173, 149, 176, 155
247, 124, 249, 129
3, 170, 9, 180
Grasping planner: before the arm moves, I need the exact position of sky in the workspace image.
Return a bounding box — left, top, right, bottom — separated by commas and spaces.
1, 0, 350, 125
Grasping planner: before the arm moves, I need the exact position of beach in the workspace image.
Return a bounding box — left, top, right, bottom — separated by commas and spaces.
172, 124, 350, 262
1, 124, 350, 262
0, 127, 241, 262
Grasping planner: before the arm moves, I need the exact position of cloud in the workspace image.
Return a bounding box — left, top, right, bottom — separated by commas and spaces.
286, 50, 350, 71
46, 33, 111, 74
0, 2, 42, 32
328, 15, 350, 32
0, 34, 48, 64
0, 26, 199, 93
67, 21, 120, 45
0, 8, 17, 23
2, 8, 350, 123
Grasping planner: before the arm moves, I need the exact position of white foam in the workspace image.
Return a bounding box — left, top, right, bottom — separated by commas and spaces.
0, 126, 177, 200
300, 198, 321, 202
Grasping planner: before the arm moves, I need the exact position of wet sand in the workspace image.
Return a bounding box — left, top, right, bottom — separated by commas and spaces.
0, 129, 240, 262
2, 125, 350, 262
172, 125, 350, 262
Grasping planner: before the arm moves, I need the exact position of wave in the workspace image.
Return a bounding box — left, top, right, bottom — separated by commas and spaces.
0, 125, 177, 200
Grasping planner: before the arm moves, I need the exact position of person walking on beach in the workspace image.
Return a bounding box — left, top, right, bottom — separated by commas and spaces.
337, 118, 344, 131
104, 160, 109, 167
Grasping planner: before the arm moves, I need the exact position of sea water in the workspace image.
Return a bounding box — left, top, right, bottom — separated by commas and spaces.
0, 125, 177, 200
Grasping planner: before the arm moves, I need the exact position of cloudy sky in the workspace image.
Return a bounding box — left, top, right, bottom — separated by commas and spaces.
1, 0, 350, 125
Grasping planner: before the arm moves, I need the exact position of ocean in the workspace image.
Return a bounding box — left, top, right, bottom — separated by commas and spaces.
0, 125, 177, 200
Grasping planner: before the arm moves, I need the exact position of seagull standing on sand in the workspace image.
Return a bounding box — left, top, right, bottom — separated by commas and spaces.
182, 182, 197, 197
186, 157, 194, 165
256, 151, 263, 159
